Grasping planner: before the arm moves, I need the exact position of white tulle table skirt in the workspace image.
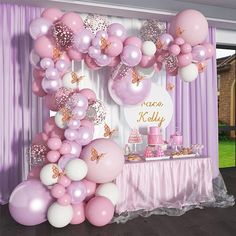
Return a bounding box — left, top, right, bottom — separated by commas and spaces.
115, 157, 215, 214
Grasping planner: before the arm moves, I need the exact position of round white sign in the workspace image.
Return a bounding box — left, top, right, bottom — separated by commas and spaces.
124, 84, 173, 129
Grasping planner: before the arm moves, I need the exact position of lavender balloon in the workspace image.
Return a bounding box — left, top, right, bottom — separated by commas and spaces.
45, 67, 60, 80
55, 59, 69, 72
41, 77, 62, 94
108, 68, 151, 105
70, 141, 82, 156
29, 17, 52, 40
192, 45, 207, 62
65, 128, 79, 141
76, 126, 93, 146
68, 119, 81, 129
71, 93, 89, 110
9, 180, 52, 226
107, 23, 127, 42
58, 154, 77, 170
72, 107, 87, 120
40, 58, 54, 69
120, 45, 142, 67
88, 46, 101, 59
67, 181, 87, 204
74, 29, 94, 53
159, 33, 174, 50
95, 54, 112, 67
92, 31, 108, 49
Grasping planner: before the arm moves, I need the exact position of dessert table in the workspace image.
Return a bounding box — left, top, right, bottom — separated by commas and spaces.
115, 157, 215, 215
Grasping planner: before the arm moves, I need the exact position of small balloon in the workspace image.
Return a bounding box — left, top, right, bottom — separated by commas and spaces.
45, 67, 60, 80
73, 29, 94, 53
107, 23, 127, 41
67, 181, 87, 204
40, 58, 54, 69
41, 8, 63, 22
41, 77, 62, 94
120, 45, 142, 67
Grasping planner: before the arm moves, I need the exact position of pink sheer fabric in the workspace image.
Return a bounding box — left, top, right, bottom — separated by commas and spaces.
115, 157, 215, 214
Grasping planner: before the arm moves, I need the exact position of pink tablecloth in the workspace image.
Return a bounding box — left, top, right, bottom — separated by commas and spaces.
115, 157, 215, 214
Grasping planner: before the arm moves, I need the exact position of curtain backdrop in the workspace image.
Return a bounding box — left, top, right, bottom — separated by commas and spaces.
0, 4, 46, 204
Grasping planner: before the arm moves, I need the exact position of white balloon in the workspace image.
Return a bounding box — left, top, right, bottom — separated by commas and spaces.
40, 164, 61, 186
142, 41, 157, 56
47, 203, 73, 228
135, 66, 155, 79
95, 182, 119, 205
65, 159, 88, 181
62, 72, 80, 89
55, 111, 67, 129
179, 63, 198, 82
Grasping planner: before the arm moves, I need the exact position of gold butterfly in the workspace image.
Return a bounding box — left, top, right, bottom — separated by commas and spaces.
52, 165, 64, 179
156, 38, 164, 50
176, 27, 185, 37
60, 107, 72, 123
197, 62, 206, 73
53, 47, 63, 60
166, 82, 175, 91
71, 72, 84, 84
100, 37, 111, 50
90, 148, 106, 164
104, 123, 116, 138
131, 69, 145, 86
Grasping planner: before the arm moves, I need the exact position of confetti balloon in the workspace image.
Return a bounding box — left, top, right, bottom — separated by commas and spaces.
84, 14, 109, 34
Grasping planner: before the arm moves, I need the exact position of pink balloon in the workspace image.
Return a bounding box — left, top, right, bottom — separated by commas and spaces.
47, 137, 62, 150
41, 8, 63, 22
33, 68, 45, 80
172, 9, 209, 46
177, 53, 193, 67
61, 12, 84, 33
69, 141, 82, 156
59, 141, 72, 155
203, 43, 215, 59
80, 138, 125, 183
105, 36, 123, 57
32, 132, 49, 145
44, 94, 59, 111
44, 116, 65, 139
80, 119, 95, 133
174, 37, 185, 46
169, 44, 181, 56
57, 193, 71, 206
159, 33, 174, 50
124, 36, 142, 48
68, 119, 81, 130
34, 36, 55, 58
79, 89, 96, 103
76, 126, 93, 146
67, 47, 85, 61
154, 62, 163, 72
84, 55, 101, 70
120, 45, 142, 67
32, 77, 47, 97
64, 128, 79, 141
27, 166, 42, 180
139, 55, 155, 68
181, 43, 192, 54
51, 184, 66, 198
108, 56, 121, 67
107, 23, 127, 42
58, 175, 71, 187
70, 203, 85, 225
81, 179, 97, 201
95, 54, 112, 67
47, 150, 61, 162
74, 29, 94, 53
85, 196, 114, 227
59, 53, 71, 65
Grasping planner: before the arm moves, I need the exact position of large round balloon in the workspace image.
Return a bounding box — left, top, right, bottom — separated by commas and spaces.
80, 138, 125, 183
108, 68, 151, 105
170, 9, 208, 46
9, 180, 52, 226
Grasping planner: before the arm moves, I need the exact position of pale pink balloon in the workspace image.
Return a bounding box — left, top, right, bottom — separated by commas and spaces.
80, 138, 125, 183
139, 55, 155, 68
41, 8, 63, 22
70, 203, 85, 225
181, 43, 192, 54
169, 44, 181, 56
32, 77, 47, 97
58, 175, 71, 187
61, 12, 84, 33
27, 166, 42, 180
81, 179, 97, 201
47, 150, 61, 162
84, 55, 101, 70
174, 37, 185, 46
124, 36, 142, 48
51, 184, 66, 198
107, 23, 127, 42
203, 43, 215, 59
69, 141, 82, 156
108, 56, 121, 67
34, 36, 55, 58
44, 116, 65, 139
57, 193, 71, 206
105, 36, 123, 57
79, 89, 96, 103
177, 53, 193, 67
80, 119, 95, 133
85, 196, 114, 227
47, 137, 62, 150
32, 132, 49, 145
173, 9, 209, 46
67, 48, 85, 61
44, 94, 59, 111
59, 141, 72, 155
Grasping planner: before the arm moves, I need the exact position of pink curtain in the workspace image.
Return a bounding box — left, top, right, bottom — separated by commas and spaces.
0, 4, 46, 204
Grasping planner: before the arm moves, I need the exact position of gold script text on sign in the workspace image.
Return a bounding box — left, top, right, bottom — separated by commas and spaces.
136, 101, 166, 127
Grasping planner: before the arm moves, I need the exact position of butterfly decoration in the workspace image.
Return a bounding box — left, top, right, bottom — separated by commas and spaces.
61, 107, 73, 123
53, 47, 63, 60
197, 62, 206, 73
156, 38, 164, 50
90, 147, 106, 164
166, 82, 175, 91
71, 72, 84, 84
104, 123, 116, 138
131, 69, 145, 86
100, 37, 111, 50
176, 27, 185, 37
52, 165, 64, 179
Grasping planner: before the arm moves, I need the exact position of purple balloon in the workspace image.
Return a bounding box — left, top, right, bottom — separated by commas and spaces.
58, 154, 77, 170
92, 31, 108, 49
45, 67, 59, 80
73, 29, 94, 53
95, 54, 112, 67
159, 33, 174, 50
40, 58, 54, 69
65, 128, 79, 141
9, 180, 52, 226
108, 68, 151, 105
120, 45, 142, 67
192, 45, 207, 62
88, 46, 101, 59
68, 119, 81, 129
29, 49, 40, 68
76, 126, 93, 146
72, 107, 87, 120
70, 93, 88, 110
29, 17, 52, 40
107, 23, 127, 42
67, 181, 87, 204
55, 59, 69, 72
41, 77, 62, 94
70, 141, 82, 156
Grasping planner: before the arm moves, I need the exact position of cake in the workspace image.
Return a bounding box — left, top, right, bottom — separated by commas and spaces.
170, 133, 183, 146
128, 129, 142, 144
148, 126, 164, 145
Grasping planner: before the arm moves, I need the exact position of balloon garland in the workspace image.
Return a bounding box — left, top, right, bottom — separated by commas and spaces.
9, 8, 215, 228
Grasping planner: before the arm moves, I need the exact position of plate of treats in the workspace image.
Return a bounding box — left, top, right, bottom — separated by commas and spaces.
126, 154, 142, 162
171, 147, 196, 158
